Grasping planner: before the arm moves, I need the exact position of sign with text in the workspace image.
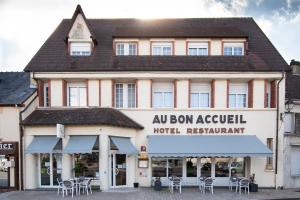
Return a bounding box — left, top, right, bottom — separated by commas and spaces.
152, 114, 247, 135
0, 142, 17, 155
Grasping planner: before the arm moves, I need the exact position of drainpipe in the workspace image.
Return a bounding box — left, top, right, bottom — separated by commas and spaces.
275, 71, 284, 188
19, 94, 37, 190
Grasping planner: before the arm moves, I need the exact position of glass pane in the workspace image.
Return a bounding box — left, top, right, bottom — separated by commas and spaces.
151, 158, 167, 177
188, 48, 197, 56
127, 84, 136, 108
201, 158, 211, 177
168, 159, 182, 177
229, 94, 236, 108
163, 92, 173, 107
52, 154, 62, 186
69, 87, 78, 106
163, 47, 171, 55
153, 92, 163, 108
234, 47, 243, 55
116, 154, 126, 186
199, 93, 209, 107
0, 155, 8, 188
215, 158, 230, 177
79, 87, 87, 106
224, 47, 232, 55
236, 94, 246, 108
190, 93, 199, 108
74, 152, 99, 178
152, 47, 161, 55
231, 158, 245, 177
186, 158, 197, 177
198, 48, 208, 55
128, 44, 136, 55
116, 84, 123, 108
40, 154, 51, 186
116, 44, 125, 55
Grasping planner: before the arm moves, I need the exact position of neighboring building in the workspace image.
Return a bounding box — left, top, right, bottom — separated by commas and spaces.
0, 72, 37, 190
284, 60, 300, 188
22, 5, 289, 190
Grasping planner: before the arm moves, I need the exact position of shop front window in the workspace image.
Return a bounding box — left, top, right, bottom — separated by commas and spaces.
231, 158, 245, 177
0, 155, 9, 188
201, 158, 211, 177
186, 158, 197, 177
168, 159, 182, 177
151, 158, 167, 177
215, 158, 230, 177
74, 152, 99, 178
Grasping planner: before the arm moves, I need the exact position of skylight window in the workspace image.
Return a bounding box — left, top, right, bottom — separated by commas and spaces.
70, 42, 91, 56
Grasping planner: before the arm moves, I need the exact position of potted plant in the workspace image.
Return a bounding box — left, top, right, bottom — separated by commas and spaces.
73, 163, 87, 177
249, 173, 258, 192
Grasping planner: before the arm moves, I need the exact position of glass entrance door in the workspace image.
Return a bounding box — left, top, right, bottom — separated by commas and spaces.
39, 153, 62, 187
0, 155, 9, 188
110, 154, 127, 187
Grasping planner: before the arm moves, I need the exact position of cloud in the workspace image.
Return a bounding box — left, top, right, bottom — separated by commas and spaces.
0, 0, 299, 71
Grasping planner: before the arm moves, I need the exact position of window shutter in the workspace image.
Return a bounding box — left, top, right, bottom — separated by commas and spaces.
62, 80, 67, 106
248, 80, 253, 108
174, 80, 177, 108
112, 80, 115, 107
211, 80, 215, 108
48, 80, 51, 107
291, 147, 300, 176
270, 80, 277, 108
295, 113, 300, 134
37, 80, 44, 107
226, 80, 229, 108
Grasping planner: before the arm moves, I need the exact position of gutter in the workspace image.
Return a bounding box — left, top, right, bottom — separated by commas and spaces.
275, 71, 284, 186
19, 94, 38, 190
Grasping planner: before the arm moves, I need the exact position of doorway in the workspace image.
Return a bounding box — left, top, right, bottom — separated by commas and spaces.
110, 154, 127, 187
39, 153, 62, 187
0, 155, 9, 188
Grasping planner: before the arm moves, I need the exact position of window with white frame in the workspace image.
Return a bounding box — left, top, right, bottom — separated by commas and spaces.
67, 83, 87, 107
265, 82, 271, 108
151, 42, 172, 56
152, 82, 173, 108
70, 42, 91, 56
190, 83, 210, 108
291, 147, 300, 176
115, 83, 136, 108
43, 83, 49, 107
115, 43, 137, 56
223, 42, 244, 56
228, 83, 248, 108
188, 42, 209, 56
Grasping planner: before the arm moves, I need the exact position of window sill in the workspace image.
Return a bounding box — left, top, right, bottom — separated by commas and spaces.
264, 169, 274, 172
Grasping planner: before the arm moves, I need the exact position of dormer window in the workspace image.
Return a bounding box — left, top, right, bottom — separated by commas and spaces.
70, 42, 91, 56
223, 42, 244, 56
151, 42, 173, 56
115, 43, 137, 56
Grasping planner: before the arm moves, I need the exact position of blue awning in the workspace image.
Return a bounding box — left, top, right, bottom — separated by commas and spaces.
26, 136, 61, 154
110, 136, 138, 155
148, 135, 272, 157
64, 136, 98, 154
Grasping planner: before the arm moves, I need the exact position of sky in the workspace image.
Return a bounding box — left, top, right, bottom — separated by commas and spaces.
0, 0, 299, 71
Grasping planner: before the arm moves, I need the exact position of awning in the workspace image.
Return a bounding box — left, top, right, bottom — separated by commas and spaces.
110, 136, 138, 155
148, 135, 272, 157
26, 136, 61, 154
64, 136, 98, 154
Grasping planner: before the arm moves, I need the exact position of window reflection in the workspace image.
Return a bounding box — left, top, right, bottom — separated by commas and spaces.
151, 158, 167, 177
201, 158, 211, 177
74, 152, 99, 178
186, 158, 197, 177
215, 158, 230, 177
231, 158, 245, 177
168, 159, 182, 177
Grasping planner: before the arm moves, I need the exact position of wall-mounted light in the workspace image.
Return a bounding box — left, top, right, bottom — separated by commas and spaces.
285, 99, 294, 113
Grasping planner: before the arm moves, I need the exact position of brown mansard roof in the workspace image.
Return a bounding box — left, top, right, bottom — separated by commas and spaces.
24, 6, 289, 72
22, 108, 144, 129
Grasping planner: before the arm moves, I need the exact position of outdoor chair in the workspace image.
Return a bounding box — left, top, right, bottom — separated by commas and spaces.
229, 176, 238, 191
62, 180, 75, 198
198, 177, 206, 192
79, 178, 93, 195
202, 177, 214, 194
170, 177, 182, 193
239, 178, 250, 194
57, 177, 63, 196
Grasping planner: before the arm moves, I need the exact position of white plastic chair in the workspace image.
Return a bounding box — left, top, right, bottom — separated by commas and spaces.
57, 177, 63, 196
62, 180, 75, 198
198, 177, 205, 192
170, 177, 182, 194
239, 178, 250, 195
203, 177, 214, 194
79, 179, 93, 195
229, 176, 238, 191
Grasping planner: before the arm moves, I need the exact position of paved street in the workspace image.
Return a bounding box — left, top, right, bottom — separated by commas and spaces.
1, 188, 300, 200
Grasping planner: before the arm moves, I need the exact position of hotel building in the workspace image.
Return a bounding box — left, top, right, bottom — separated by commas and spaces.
21, 5, 289, 190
